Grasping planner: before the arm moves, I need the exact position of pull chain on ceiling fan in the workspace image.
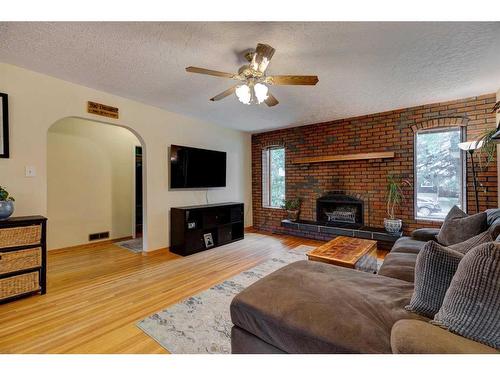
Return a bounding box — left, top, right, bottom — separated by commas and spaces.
185, 43, 319, 107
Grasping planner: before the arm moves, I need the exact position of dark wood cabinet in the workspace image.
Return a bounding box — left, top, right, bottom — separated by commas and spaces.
0, 216, 47, 303
170, 203, 244, 256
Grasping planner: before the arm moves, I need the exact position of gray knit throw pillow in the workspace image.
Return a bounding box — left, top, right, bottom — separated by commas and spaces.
405, 241, 464, 318
436, 206, 487, 246
449, 230, 494, 254
433, 242, 500, 349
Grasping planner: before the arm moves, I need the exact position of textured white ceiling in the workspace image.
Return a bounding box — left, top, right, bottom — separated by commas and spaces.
1, 22, 499, 132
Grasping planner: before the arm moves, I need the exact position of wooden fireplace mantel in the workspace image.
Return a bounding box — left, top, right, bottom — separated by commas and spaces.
291, 151, 395, 165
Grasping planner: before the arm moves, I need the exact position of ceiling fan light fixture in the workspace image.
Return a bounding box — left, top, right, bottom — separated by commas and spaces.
254, 83, 269, 104
185, 43, 318, 107
235, 84, 251, 105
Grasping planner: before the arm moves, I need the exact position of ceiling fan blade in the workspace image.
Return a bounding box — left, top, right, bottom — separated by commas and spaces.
268, 75, 319, 85
265, 93, 279, 107
210, 86, 237, 101
186, 66, 236, 79
251, 43, 275, 73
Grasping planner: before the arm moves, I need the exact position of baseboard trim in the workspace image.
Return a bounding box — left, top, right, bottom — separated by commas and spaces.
49, 236, 133, 253
141, 247, 170, 256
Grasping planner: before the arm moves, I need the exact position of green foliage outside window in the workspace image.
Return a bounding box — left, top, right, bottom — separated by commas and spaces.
415, 128, 462, 219
270, 148, 285, 207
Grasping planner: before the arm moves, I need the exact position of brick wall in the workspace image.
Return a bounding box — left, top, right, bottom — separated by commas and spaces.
252, 93, 498, 236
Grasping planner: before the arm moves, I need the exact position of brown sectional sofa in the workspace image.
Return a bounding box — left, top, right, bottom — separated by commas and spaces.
377, 228, 440, 283
230, 209, 500, 354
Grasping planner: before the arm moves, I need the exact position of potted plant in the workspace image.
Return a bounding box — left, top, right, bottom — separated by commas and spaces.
0, 186, 15, 220
467, 101, 500, 171
282, 197, 302, 221
384, 174, 410, 234
455, 102, 500, 212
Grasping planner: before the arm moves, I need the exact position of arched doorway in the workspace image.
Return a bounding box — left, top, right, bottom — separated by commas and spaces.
47, 116, 147, 252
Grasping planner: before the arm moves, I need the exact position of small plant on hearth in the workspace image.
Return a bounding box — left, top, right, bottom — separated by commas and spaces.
0, 186, 15, 220
282, 197, 302, 222
385, 174, 411, 234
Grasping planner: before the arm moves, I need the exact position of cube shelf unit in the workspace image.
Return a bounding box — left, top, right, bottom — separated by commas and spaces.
170, 202, 244, 256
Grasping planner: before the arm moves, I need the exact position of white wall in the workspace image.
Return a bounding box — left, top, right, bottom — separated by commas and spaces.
0, 63, 252, 251
48, 118, 140, 249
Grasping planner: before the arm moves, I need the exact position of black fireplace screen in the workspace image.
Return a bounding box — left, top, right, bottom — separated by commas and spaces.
316, 192, 364, 225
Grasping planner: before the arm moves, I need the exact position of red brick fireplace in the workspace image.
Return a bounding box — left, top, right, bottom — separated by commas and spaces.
252, 93, 498, 236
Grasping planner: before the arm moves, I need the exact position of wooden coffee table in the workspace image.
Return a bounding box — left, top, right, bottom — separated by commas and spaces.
307, 236, 378, 273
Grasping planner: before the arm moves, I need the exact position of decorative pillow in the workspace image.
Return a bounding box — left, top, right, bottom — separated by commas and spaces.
405, 241, 464, 318
485, 208, 500, 226
486, 208, 500, 239
433, 242, 500, 350
489, 219, 500, 240
449, 229, 494, 254
436, 206, 487, 246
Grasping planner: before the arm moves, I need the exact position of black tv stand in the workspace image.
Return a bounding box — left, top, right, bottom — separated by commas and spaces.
170, 202, 244, 256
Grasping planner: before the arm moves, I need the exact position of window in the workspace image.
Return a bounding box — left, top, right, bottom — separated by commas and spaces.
262, 147, 285, 208
414, 127, 465, 220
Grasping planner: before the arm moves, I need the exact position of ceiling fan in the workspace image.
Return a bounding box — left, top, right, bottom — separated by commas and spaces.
185, 43, 319, 107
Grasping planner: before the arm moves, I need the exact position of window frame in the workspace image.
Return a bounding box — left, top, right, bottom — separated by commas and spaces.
262, 146, 285, 209
413, 126, 466, 222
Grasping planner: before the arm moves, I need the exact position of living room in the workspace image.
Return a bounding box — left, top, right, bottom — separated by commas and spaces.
1, 2, 500, 374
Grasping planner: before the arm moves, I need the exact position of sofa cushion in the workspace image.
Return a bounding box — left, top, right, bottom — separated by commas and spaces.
436, 206, 487, 246
449, 229, 494, 254
378, 252, 417, 282
230, 260, 425, 354
231, 326, 286, 354
482, 208, 500, 238
433, 242, 500, 350
406, 241, 464, 318
485, 208, 500, 226
390, 237, 426, 255
391, 320, 499, 354
488, 218, 500, 239
411, 228, 440, 242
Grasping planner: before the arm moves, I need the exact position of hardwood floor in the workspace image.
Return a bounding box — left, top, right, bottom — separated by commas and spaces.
0, 231, 323, 354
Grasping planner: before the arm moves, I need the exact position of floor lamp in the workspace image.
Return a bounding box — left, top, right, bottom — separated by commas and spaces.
458, 139, 484, 213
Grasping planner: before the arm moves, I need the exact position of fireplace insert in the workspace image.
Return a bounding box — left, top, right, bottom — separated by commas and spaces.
316, 192, 364, 226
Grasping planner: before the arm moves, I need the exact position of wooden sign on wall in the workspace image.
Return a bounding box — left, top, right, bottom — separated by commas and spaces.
87, 101, 119, 119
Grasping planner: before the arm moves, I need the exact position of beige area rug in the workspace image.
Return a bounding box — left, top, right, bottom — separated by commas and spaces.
136, 245, 314, 353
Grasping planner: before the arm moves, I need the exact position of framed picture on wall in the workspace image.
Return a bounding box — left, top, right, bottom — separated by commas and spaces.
0, 93, 9, 158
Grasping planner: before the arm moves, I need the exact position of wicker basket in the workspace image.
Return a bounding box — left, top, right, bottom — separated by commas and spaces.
0, 271, 39, 300
0, 225, 42, 249
0, 247, 42, 275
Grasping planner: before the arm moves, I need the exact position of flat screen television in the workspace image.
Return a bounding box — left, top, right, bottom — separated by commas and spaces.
170, 145, 227, 188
